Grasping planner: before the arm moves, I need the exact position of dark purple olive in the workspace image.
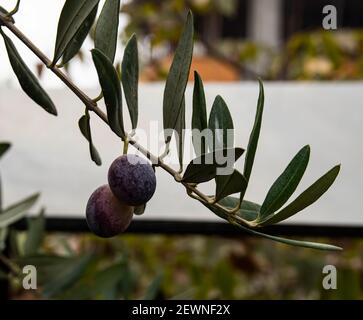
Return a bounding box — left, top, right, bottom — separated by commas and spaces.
86, 184, 133, 238
108, 154, 156, 206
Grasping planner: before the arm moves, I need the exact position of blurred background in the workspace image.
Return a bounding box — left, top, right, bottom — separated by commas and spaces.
1, 0, 363, 300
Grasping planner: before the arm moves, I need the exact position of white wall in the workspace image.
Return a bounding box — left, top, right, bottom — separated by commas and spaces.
0, 82, 361, 226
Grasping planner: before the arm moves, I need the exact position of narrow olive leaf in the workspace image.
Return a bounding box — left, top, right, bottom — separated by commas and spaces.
163, 11, 194, 142
260, 165, 341, 226
243, 79, 264, 182
182, 147, 244, 183
0, 31, 57, 115
122, 34, 139, 129
0, 228, 8, 252
79, 112, 102, 166
53, 0, 100, 64
42, 254, 93, 298
259, 145, 310, 220
91, 48, 125, 138
208, 95, 234, 151
119, 262, 136, 299
94, 0, 120, 62
92, 262, 127, 299
204, 199, 340, 250
175, 97, 185, 170
8, 229, 20, 256
192, 71, 207, 156
230, 220, 342, 251
62, 5, 98, 65
24, 209, 45, 256
183, 164, 215, 184
143, 272, 164, 300
16, 255, 91, 296
0, 193, 39, 228
0, 142, 11, 159
215, 170, 247, 202
217, 197, 260, 222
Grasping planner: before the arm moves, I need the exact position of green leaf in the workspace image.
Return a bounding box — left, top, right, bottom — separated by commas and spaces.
175, 97, 185, 170
0, 227, 8, 252
182, 147, 244, 183
0, 142, 11, 159
0, 193, 39, 228
204, 197, 340, 250
143, 272, 163, 300
217, 196, 261, 221
215, 170, 247, 202
79, 111, 102, 166
163, 11, 193, 142
192, 71, 207, 156
134, 203, 146, 215
24, 209, 45, 256
94, 0, 120, 62
91, 48, 125, 138
0, 30, 57, 115
93, 262, 126, 299
53, 0, 100, 64
62, 4, 98, 65
119, 261, 137, 299
31, 255, 93, 298
260, 165, 341, 226
243, 79, 264, 182
208, 95, 234, 151
230, 219, 342, 251
121, 34, 139, 129
259, 145, 310, 220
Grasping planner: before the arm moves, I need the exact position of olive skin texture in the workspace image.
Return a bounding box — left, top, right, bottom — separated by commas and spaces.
108, 154, 156, 206
86, 185, 133, 238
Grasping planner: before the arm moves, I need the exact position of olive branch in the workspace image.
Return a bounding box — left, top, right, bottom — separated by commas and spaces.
0, 1, 341, 251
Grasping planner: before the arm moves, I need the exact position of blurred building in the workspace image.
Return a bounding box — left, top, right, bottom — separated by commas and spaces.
125, 0, 363, 80
197, 0, 363, 46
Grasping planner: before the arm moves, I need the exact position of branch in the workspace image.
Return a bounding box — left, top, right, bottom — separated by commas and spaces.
0, 15, 107, 123
0, 13, 253, 226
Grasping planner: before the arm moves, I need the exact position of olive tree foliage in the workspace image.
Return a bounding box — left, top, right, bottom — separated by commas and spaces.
0, 1, 341, 251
